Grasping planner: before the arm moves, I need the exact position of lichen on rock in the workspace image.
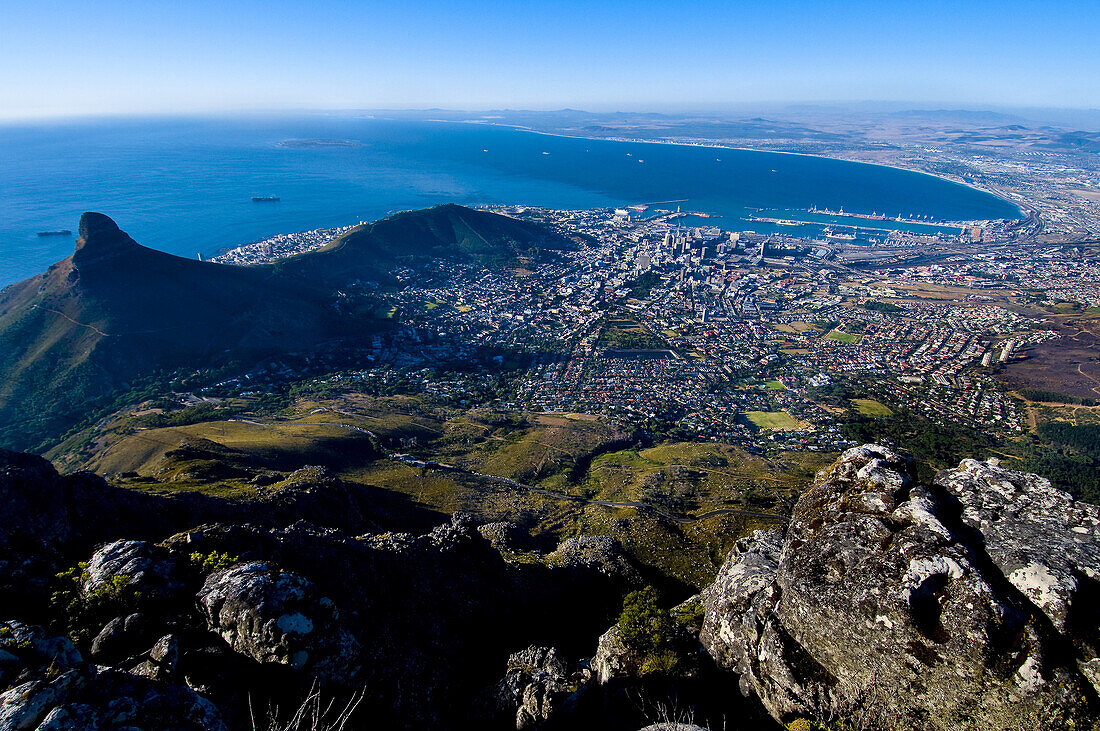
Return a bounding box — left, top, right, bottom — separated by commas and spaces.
701, 444, 1100, 729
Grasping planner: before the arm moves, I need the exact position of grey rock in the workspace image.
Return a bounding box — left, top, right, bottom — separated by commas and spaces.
698, 529, 783, 679
0, 623, 223, 730
478, 521, 528, 552
495, 646, 584, 729
149, 634, 180, 670
549, 535, 643, 585
90, 616, 126, 661
197, 561, 361, 682
89, 613, 150, 664
35, 703, 99, 730
82, 540, 181, 601
936, 458, 1100, 632
0, 670, 84, 730
592, 625, 632, 684
0, 620, 83, 673
936, 457, 1100, 695
132, 634, 181, 680
701, 444, 1098, 729
429, 511, 481, 549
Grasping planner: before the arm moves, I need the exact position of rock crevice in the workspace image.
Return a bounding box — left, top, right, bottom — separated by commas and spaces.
701, 445, 1100, 729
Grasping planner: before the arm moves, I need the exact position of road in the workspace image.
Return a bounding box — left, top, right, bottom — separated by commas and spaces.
229, 416, 786, 525
390, 453, 784, 525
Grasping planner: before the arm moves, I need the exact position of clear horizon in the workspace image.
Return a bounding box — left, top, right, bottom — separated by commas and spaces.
3, 0, 1098, 121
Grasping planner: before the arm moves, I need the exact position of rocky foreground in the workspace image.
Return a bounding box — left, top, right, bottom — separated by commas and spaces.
701, 445, 1100, 729
2, 445, 1100, 729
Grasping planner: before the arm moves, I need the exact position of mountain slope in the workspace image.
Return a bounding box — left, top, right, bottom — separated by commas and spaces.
0, 213, 343, 450
0, 205, 561, 451
284, 203, 567, 283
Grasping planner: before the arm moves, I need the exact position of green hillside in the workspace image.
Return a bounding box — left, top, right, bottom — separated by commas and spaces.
284, 203, 568, 282
0, 206, 564, 451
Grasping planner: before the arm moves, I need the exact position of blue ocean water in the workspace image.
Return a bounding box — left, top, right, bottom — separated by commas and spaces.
0, 115, 1022, 287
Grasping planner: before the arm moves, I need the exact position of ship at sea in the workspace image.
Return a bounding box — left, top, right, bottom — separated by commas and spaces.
251, 196, 280, 202
36, 229, 72, 237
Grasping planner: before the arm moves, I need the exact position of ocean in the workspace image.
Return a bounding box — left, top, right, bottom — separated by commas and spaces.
0, 115, 1022, 287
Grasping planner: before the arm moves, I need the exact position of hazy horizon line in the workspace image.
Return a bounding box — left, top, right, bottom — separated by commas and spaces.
4, 101, 1100, 126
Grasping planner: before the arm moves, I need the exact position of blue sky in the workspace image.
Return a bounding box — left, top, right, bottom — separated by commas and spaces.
1, 0, 1097, 119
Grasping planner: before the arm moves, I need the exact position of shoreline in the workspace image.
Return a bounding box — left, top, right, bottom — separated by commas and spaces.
451, 119, 1026, 220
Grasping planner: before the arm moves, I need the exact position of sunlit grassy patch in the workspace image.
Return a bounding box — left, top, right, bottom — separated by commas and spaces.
852, 398, 892, 417
825, 329, 861, 344
745, 411, 800, 430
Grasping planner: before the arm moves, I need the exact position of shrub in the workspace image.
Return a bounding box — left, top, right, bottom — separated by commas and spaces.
616, 586, 686, 676
672, 598, 706, 632
189, 550, 240, 574
640, 649, 680, 675
49, 562, 140, 646
618, 586, 670, 656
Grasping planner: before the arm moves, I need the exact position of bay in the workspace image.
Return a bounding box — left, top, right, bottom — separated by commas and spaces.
0, 115, 1021, 287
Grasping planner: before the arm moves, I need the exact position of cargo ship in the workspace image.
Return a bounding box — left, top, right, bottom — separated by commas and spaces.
823, 227, 857, 241
251, 196, 280, 202
36, 229, 72, 237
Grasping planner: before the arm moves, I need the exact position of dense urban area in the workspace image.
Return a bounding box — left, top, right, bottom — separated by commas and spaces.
202, 176, 1099, 460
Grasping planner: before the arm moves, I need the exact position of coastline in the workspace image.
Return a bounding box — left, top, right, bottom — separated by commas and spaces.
0, 117, 1029, 287
455, 119, 1027, 220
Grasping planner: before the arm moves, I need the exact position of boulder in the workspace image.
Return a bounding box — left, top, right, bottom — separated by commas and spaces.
701, 444, 1099, 729
936, 457, 1100, 694
549, 535, 643, 585
495, 645, 584, 729
478, 521, 529, 552
0, 620, 83, 676
592, 625, 633, 684
0, 623, 224, 731
197, 561, 361, 683
936, 458, 1100, 630
82, 540, 183, 601
696, 529, 784, 695
132, 634, 181, 680
35, 703, 99, 730
0, 670, 86, 730
89, 613, 151, 664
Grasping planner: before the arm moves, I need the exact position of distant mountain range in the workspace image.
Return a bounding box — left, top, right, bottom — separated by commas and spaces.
0, 204, 567, 451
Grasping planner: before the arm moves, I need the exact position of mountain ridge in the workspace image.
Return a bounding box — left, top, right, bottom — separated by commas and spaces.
0, 204, 565, 451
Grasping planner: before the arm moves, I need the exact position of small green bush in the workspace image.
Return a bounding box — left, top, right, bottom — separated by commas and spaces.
672, 599, 706, 631
618, 586, 671, 656
640, 649, 680, 675
188, 550, 239, 574
49, 562, 140, 646
616, 586, 685, 676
